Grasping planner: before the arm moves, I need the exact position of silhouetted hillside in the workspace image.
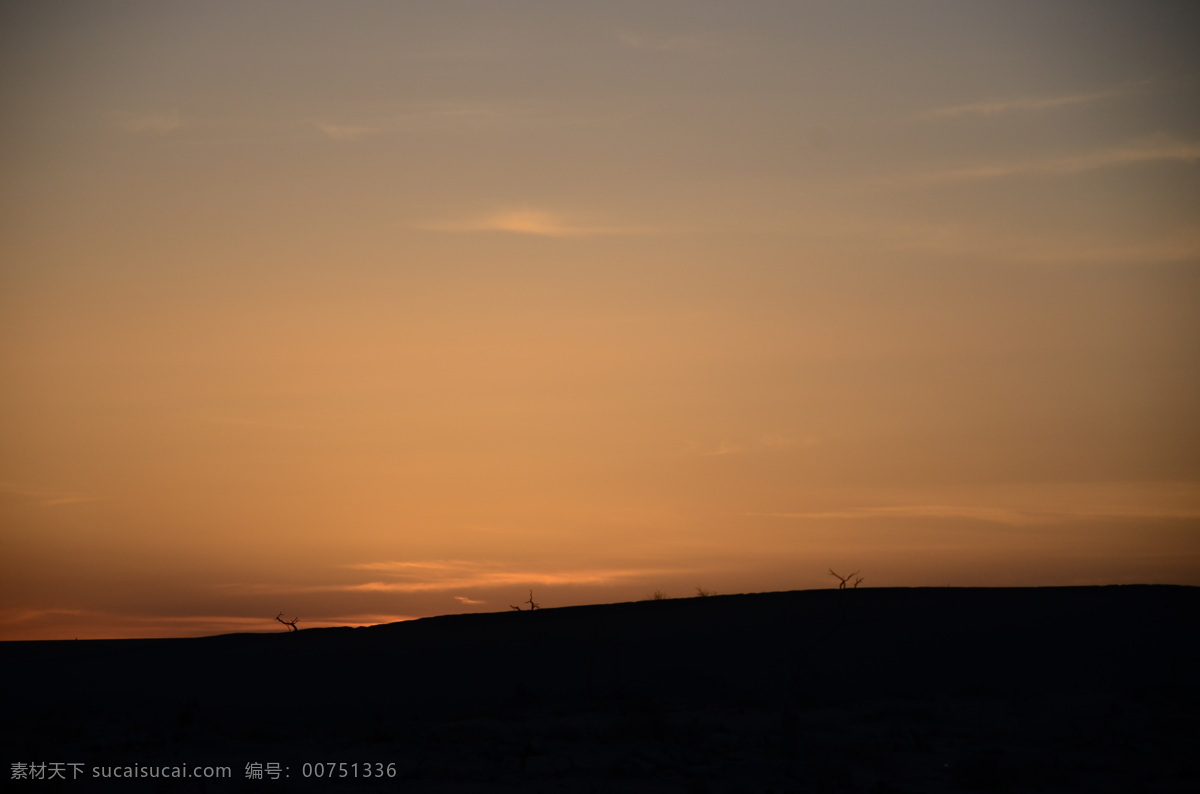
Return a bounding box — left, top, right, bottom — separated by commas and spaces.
3, 586, 1196, 792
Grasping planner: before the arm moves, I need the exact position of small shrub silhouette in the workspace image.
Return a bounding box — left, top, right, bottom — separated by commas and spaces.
828, 570, 863, 589
510, 590, 540, 611
274, 612, 300, 632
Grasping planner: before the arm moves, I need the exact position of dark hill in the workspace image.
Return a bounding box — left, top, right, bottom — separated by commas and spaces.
3, 586, 1196, 792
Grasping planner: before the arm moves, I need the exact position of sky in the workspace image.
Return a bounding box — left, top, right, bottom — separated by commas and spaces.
2, 0, 1198, 640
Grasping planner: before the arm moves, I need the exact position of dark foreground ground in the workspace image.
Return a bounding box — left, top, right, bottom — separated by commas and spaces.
2, 586, 1197, 792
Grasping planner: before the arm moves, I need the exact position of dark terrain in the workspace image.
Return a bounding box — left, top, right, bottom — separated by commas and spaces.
2, 586, 1197, 792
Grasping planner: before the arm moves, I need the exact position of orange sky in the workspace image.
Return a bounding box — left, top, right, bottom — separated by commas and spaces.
2, 1, 1198, 640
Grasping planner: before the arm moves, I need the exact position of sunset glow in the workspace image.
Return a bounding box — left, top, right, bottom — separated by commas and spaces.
2, 1, 1197, 640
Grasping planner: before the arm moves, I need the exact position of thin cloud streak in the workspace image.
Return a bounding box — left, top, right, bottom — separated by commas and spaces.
701, 442, 747, 457
196, 414, 315, 431
754, 505, 1047, 526
390, 100, 520, 124
111, 109, 182, 134
892, 136, 1200, 186
347, 560, 481, 573
0, 610, 418, 641
924, 81, 1149, 119
861, 219, 1200, 267
685, 435, 818, 458
753, 503, 1200, 526
226, 560, 693, 596
341, 566, 682, 593
0, 481, 104, 507
423, 206, 657, 238
306, 613, 419, 627
615, 29, 727, 54
0, 610, 294, 641
316, 122, 378, 141
0, 607, 86, 623
315, 101, 549, 140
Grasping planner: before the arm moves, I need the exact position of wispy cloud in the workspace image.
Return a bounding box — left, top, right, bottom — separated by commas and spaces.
425, 206, 654, 238
924, 81, 1149, 119
0, 607, 85, 623
224, 559, 689, 596
111, 109, 182, 134
306, 613, 418, 627
0, 481, 104, 507
696, 441, 748, 457
391, 101, 513, 124
759, 434, 817, 450
195, 413, 314, 431
752, 502, 1200, 526
892, 135, 1200, 186
315, 122, 378, 141
453, 595, 485, 605
754, 505, 1045, 526
616, 29, 725, 54
685, 434, 818, 458
0, 610, 298, 641
883, 219, 1200, 268
340, 560, 674, 593
315, 102, 534, 141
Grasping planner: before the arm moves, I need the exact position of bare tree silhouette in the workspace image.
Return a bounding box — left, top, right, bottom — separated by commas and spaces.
274, 612, 300, 632
829, 570, 862, 590
510, 590, 540, 611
